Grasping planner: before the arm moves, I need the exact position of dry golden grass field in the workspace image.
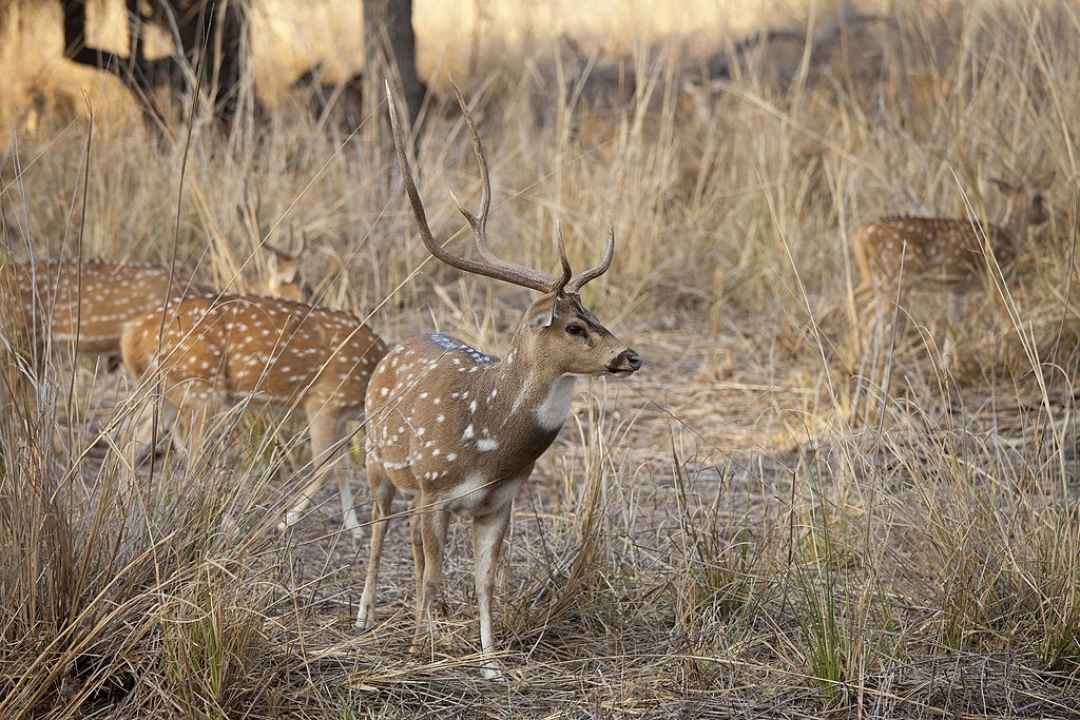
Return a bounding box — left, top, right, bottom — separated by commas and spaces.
3, 0, 1080, 718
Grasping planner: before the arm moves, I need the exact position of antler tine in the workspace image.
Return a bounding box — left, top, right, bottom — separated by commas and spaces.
450, 82, 491, 245
296, 228, 308, 257
386, 81, 561, 294
554, 221, 572, 296
566, 227, 615, 293
239, 177, 256, 234
263, 221, 291, 257
387, 81, 454, 267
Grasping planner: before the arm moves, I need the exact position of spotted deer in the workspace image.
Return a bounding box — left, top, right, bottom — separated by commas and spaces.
119, 286, 388, 537
851, 171, 1054, 365
0, 256, 314, 447
354, 86, 642, 679
0, 261, 203, 368
1, 253, 313, 374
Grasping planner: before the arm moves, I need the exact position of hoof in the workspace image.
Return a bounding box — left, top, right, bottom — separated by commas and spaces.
480, 664, 507, 682
278, 510, 301, 533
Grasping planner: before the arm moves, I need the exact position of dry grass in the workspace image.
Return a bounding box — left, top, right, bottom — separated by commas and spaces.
3, 0, 1080, 717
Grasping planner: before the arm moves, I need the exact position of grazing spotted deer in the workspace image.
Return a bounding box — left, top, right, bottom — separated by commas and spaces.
354, 86, 642, 679
0, 254, 313, 372
119, 287, 387, 537
0, 261, 207, 452
0, 261, 203, 367
851, 172, 1054, 365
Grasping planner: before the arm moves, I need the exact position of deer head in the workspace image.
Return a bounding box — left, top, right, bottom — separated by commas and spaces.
389, 83, 641, 380
264, 226, 312, 303
240, 181, 314, 302
989, 170, 1055, 252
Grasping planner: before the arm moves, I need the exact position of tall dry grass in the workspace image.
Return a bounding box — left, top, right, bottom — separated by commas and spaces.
2, 0, 1080, 717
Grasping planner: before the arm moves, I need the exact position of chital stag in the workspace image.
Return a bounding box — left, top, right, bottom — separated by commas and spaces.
852, 172, 1054, 365
120, 287, 387, 537
355, 86, 642, 679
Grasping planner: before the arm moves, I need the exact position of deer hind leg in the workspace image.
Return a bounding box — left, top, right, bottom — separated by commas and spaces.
356, 461, 395, 629
165, 381, 221, 469
409, 500, 425, 621
941, 290, 964, 372
281, 401, 356, 535
411, 497, 449, 656
473, 500, 513, 680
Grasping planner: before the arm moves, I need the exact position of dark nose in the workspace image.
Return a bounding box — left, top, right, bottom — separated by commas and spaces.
619, 349, 642, 372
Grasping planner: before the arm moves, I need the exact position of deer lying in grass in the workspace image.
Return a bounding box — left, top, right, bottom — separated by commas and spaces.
851, 171, 1054, 366
354, 85, 642, 679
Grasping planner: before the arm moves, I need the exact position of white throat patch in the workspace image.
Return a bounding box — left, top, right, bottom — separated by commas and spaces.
534, 375, 576, 431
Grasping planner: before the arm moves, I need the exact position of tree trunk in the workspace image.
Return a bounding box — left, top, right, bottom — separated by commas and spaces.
203, 0, 250, 127
364, 0, 427, 133
61, 0, 167, 129
60, 0, 257, 131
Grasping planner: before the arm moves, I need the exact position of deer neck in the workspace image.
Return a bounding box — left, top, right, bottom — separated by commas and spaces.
473, 328, 578, 437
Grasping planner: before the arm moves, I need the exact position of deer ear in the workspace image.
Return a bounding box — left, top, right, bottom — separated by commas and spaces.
527, 297, 558, 328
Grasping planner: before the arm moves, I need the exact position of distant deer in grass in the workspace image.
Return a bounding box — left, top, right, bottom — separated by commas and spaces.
851, 171, 1055, 365
0, 261, 213, 453
355, 85, 642, 679
0, 260, 203, 371
0, 255, 313, 412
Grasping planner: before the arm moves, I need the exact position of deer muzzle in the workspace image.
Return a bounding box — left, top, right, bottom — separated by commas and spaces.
607, 348, 642, 374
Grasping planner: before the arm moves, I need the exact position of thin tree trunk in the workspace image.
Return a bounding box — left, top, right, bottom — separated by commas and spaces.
62, 0, 168, 129
60, 0, 258, 131
364, 0, 427, 134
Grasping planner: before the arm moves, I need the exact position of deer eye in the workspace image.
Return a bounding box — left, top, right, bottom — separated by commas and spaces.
566, 323, 587, 338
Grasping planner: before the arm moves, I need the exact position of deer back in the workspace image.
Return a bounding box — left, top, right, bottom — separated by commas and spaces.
2, 261, 199, 355
855, 217, 1016, 288
122, 293, 387, 415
